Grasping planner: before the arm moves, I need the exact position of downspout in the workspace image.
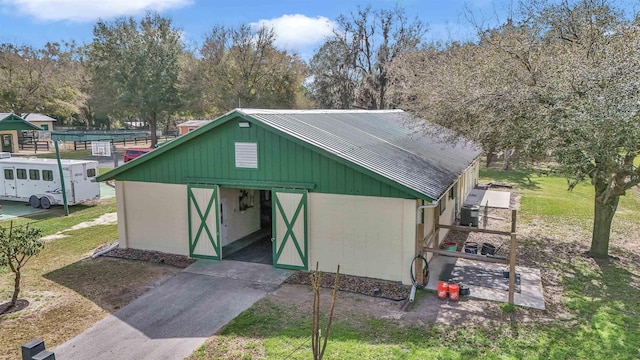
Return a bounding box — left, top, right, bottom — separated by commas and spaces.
416, 201, 439, 224
411, 200, 439, 302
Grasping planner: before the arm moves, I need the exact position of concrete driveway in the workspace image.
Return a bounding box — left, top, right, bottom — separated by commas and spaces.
54, 260, 291, 360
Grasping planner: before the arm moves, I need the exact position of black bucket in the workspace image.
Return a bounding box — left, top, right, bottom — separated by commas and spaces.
463, 242, 479, 254
481, 243, 496, 255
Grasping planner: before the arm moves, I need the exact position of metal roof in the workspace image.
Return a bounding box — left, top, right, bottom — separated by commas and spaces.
22, 113, 57, 122
177, 120, 212, 127
238, 109, 481, 200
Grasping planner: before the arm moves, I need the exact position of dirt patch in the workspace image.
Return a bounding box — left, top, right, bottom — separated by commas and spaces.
286, 271, 411, 301
41, 213, 118, 242
0, 299, 29, 315
69, 212, 117, 230
103, 247, 196, 268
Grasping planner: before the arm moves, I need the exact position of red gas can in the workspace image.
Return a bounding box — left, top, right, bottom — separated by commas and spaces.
449, 283, 460, 301
437, 281, 449, 299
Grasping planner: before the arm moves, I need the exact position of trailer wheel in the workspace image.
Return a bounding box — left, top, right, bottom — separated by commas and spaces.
40, 196, 51, 209
29, 195, 41, 208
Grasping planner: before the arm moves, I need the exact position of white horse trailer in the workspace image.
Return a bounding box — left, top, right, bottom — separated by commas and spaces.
0, 157, 100, 208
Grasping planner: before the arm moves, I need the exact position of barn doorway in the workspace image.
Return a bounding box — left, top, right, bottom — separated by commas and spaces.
221, 189, 273, 265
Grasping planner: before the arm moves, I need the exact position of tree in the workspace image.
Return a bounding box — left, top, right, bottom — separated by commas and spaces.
390, 26, 549, 169
396, 0, 640, 257
0, 42, 83, 117
309, 6, 426, 109
537, 0, 640, 257
0, 222, 43, 310
89, 12, 182, 146
310, 263, 339, 360
186, 24, 308, 114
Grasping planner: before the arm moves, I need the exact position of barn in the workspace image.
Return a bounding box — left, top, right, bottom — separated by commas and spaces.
0, 113, 43, 153
97, 109, 481, 285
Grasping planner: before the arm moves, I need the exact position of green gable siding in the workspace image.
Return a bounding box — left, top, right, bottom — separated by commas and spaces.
116, 117, 416, 199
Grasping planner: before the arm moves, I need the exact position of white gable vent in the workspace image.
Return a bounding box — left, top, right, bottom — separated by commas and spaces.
235, 142, 258, 168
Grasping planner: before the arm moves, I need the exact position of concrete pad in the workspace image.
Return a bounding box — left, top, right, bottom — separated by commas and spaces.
0, 200, 46, 221
427, 255, 545, 310
55, 261, 291, 360
464, 189, 511, 209
184, 259, 293, 285
100, 182, 115, 199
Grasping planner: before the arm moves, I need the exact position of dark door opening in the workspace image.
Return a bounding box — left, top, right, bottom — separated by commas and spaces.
221, 189, 273, 265
2, 135, 13, 153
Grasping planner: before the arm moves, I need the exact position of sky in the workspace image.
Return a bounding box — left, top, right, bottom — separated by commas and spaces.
0, 0, 514, 59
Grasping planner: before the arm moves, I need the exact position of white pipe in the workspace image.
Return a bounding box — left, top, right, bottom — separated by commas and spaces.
409, 284, 417, 302
92, 243, 119, 259
416, 201, 439, 224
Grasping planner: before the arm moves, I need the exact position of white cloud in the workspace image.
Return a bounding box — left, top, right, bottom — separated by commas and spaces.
0, 0, 192, 22
250, 14, 335, 54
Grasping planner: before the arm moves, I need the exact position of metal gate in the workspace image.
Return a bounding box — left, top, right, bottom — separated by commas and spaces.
272, 189, 308, 270
187, 184, 220, 260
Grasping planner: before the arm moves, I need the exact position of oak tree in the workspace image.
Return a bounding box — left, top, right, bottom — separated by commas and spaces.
89, 12, 182, 146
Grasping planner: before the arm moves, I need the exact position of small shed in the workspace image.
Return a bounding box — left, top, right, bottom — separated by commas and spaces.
23, 113, 56, 131
177, 120, 212, 135
98, 109, 481, 284
0, 113, 43, 152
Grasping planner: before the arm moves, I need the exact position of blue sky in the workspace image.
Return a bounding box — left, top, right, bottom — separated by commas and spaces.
0, 0, 511, 58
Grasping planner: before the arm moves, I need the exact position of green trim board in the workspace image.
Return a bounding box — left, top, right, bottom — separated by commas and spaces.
272, 188, 308, 270
185, 178, 315, 190
98, 111, 432, 201
187, 184, 221, 260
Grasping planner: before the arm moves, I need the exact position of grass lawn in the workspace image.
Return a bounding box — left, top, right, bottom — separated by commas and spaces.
0, 199, 181, 359
33, 149, 94, 159
189, 167, 640, 360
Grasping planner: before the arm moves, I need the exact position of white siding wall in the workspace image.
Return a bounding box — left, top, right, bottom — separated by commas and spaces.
422, 157, 481, 262
219, 187, 261, 246
116, 181, 190, 256
307, 193, 416, 285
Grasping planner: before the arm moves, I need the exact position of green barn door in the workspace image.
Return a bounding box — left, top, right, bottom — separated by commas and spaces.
272, 189, 308, 270
188, 185, 221, 260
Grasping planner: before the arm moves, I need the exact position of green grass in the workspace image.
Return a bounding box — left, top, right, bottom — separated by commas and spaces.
33, 149, 94, 159
2, 198, 116, 236
480, 169, 640, 228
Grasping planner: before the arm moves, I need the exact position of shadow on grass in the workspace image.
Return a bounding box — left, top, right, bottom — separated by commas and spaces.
505, 236, 640, 359
43, 257, 179, 314
480, 168, 541, 190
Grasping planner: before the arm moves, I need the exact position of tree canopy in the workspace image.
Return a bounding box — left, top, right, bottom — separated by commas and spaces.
392, 0, 640, 257
183, 24, 309, 115
0, 42, 83, 119
309, 6, 426, 109
89, 12, 183, 146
